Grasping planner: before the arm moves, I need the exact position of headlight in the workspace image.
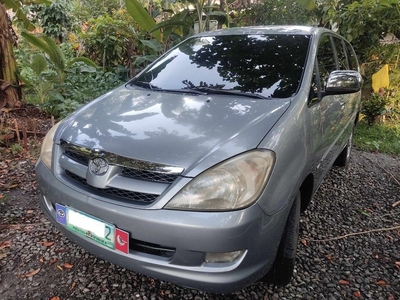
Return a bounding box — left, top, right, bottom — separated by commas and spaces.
165, 150, 275, 211
40, 122, 62, 169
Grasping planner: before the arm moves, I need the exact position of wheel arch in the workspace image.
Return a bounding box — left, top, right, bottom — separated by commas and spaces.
299, 173, 314, 212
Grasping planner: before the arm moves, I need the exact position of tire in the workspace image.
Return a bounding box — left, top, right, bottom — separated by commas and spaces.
263, 192, 301, 286
334, 129, 354, 167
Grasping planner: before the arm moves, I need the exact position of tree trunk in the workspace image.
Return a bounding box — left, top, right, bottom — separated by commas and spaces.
0, 3, 22, 109
218, 0, 226, 29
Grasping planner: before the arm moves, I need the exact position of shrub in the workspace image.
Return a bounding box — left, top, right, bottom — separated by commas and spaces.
362, 93, 388, 125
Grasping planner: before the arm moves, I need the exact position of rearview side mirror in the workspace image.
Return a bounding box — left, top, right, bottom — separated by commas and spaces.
325, 70, 362, 94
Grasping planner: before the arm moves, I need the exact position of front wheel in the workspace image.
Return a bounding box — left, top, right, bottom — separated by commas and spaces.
263, 192, 301, 286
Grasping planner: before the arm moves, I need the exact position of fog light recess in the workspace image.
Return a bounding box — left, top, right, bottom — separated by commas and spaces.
205, 250, 245, 263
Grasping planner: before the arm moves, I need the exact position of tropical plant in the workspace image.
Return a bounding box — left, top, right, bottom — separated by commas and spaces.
21, 31, 97, 84
362, 93, 389, 126
0, 0, 50, 108
313, 0, 400, 61
236, 0, 316, 26
43, 68, 124, 117
80, 10, 136, 71
18, 53, 53, 104
30, 0, 73, 43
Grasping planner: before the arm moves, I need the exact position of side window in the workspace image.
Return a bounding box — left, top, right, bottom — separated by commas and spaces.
333, 37, 349, 70
345, 42, 359, 71
317, 35, 337, 91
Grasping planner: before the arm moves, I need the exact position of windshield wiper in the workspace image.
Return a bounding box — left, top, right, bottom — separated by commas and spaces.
131, 81, 207, 95
190, 87, 268, 99
131, 81, 158, 90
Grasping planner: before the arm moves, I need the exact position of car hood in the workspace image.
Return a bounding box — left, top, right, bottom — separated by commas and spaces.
58, 86, 290, 177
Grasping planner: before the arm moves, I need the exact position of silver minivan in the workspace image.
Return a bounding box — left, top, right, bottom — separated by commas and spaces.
36, 26, 362, 293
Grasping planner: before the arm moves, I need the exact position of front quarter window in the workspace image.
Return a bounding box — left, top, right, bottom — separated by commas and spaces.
131, 34, 310, 99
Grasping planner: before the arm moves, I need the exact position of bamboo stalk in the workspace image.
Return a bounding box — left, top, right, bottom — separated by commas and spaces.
22, 126, 28, 150
13, 119, 20, 144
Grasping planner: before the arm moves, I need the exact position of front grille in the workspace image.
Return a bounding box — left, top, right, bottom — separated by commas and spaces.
130, 238, 175, 258
61, 140, 183, 184
64, 148, 90, 165
65, 170, 158, 203
121, 168, 178, 183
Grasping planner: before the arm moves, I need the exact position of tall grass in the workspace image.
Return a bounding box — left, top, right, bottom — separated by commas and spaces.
354, 120, 400, 156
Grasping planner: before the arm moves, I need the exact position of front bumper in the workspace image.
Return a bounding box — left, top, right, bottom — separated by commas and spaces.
36, 159, 288, 293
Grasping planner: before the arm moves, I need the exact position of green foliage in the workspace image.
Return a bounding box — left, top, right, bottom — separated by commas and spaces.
17, 32, 123, 117
43, 68, 123, 117
362, 93, 389, 126
387, 68, 400, 122
21, 31, 97, 84
80, 11, 136, 70
1, 0, 48, 31
30, 0, 72, 42
11, 143, 23, 155
125, 0, 161, 42
297, 0, 317, 11
361, 45, 400, 124
17, 53, 54, 104
317, 0, 400, 62
237, 0, 315, 26
70, 0, 124, 21
354, 120, 400, 155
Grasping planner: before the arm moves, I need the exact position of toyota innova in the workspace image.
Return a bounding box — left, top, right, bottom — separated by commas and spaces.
36, 26, 362, 293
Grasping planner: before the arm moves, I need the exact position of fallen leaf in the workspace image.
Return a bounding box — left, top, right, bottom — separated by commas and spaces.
374, 254, 379, 259
27, 210, 34, 214
0, 253, 7, 259
375, 280, 386, 286
326, 254, 333, 260
38, 241, 54, 247
301, 239, 307, 246
50, 297, 60, 300
49, 258, 58, 266
0, 241, 11, 250
56, 248, 66, 253
353, 291, 361, 298
339, 279, 350, 285
395, 262, 400, 266
21, 268, 41, 278
71, 282, 76, 290
57, 265, 63, 271
39, 257, 44, 263
64, 263, 73, 269
0, 195, 3, 199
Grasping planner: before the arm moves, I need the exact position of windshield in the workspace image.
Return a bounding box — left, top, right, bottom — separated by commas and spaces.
132, 34, 310, 98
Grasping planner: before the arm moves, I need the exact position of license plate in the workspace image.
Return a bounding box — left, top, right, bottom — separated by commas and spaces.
56, 203, 115, 249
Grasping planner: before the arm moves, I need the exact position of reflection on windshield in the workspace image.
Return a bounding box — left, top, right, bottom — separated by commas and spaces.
132, 34, 310, 98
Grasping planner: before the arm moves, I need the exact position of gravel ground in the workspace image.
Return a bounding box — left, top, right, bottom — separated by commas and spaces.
0, 149, 399, 299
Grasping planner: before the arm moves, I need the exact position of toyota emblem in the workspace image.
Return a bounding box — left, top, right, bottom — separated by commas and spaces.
89, 157, 109, 175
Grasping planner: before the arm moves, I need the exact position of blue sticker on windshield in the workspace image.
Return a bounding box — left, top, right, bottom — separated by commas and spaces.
56, 203, 67, 226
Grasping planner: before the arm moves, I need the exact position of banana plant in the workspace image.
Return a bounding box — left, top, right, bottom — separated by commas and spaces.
1, 0, 51, 31
21, 31, 97, 84
18, 54, 53, 104
125, 0, 161, 42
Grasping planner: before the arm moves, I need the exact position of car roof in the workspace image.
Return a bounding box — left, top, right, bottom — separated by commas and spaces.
196, 25, 330, 37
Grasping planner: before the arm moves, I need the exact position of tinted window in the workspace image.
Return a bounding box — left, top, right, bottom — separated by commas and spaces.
133, 34, 311, 98
345, 42, 359, 71
333, 37, 349, 70
317, 36, 337, 90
